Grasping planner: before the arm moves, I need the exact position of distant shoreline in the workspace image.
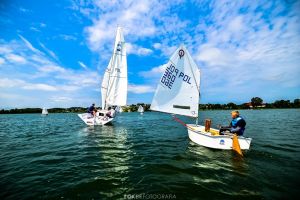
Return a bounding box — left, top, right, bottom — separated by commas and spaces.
1, 106, 299, 114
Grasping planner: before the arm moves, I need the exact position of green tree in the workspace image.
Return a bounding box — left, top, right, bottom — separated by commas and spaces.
274, 100, 291, 108
294, 99, 300, 108
227, 102, 237, 109
251, 97, 263, 108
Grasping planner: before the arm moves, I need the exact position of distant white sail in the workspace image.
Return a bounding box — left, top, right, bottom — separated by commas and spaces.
42, 108, 48, 115
115, 106, 123, 113
138, 105, 144, 113
101, 27, 127, 109
150, 45, 200, 118
119, 106, 123, 113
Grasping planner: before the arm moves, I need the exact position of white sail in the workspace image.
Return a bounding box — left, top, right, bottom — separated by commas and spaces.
150, 45, 200, 118
138, 105, 144, 113
101, 27, 127, 109
115, 106, 123, 113
42, 108, 48, 115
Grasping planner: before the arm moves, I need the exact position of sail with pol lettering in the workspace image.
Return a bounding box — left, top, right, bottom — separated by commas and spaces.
150, 44, 200, 118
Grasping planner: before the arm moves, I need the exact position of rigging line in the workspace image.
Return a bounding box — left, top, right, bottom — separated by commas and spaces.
186, 49, 200, 94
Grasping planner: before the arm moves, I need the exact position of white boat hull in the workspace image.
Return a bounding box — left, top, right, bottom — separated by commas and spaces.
78, 113, 114, 125
187, 124, 252, 150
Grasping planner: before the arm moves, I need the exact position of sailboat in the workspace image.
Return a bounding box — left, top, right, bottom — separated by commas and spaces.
150, 44, 252, 152
41, 108, 48, 116
138, 105, 144, 114
115, 106, 123, 113
78, 27, 127, 125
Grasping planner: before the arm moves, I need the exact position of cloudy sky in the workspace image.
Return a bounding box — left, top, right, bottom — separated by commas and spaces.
0, 0, 299, 108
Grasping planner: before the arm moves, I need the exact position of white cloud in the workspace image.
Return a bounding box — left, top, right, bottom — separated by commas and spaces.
153, 43, 161, 49
0, 57, 5, 65
50, 96, 72, 102
126, 43, 153, 56
22, 83, 58, 91
193, 0, 300, 100
0, 78, 57, 91
78, 0, 181, 54
18, 34, 41, 54
0, 78, 25, 88
30, 27, 40, 32
78, 61, 88, 69
59, 34, 77, 41
139, 64, 166, 78
0, 46, 12, 54
0, 35, 103, 107
39, 42, 59, 61
19, 7, 30, 13
197, 45, 233, 66
128, 84, 155, 94
38, 65, 66, 73
5, 53, 27, 64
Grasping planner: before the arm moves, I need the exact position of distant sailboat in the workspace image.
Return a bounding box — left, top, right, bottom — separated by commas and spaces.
41, 108, 48, 116
115, 106, 123, 113
150, 44, 252, 151
138, 105, 144, 115
78, 27, 127, 125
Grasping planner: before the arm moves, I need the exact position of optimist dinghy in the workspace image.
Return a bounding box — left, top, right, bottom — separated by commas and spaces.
41, 108, 48, 116
150, 44, 252, 152
138, 105, 144, 115
78, 27, 127, 125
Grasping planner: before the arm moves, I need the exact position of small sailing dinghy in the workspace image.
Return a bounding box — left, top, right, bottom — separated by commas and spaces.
41, 108, 48, 116
78, 27, 127, 125
138, 105, 144, 115
150, 44, 252, 152
115, 106, 123, 113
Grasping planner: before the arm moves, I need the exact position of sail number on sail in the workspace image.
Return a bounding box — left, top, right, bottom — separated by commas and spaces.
160, 64, 192, 89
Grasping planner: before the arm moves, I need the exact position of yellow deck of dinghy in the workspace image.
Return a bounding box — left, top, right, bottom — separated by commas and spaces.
187, 126, 220, 136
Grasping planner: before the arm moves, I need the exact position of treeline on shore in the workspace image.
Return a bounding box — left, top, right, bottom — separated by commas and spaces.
1, 98, 299, 114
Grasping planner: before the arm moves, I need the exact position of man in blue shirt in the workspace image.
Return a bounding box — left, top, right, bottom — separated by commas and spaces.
87, 103, 96, 117
219, 110, 246, 136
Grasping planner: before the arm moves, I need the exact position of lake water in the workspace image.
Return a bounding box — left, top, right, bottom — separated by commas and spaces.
0, 109, 299, 199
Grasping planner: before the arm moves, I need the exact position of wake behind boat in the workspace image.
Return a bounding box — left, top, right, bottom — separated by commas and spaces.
78, 27, 127, 125
150, 44, 252, 153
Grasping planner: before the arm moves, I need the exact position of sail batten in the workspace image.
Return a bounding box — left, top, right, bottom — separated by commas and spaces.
150, 45, 200, 118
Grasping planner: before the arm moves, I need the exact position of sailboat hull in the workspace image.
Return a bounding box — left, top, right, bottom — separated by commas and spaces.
187, 124, 252, 150
78, 113, 114, 125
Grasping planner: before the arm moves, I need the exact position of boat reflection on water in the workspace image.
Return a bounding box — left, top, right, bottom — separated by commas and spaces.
76, 124, 134, 197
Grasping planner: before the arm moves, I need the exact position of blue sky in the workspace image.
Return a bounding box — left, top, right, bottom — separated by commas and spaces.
0, 0, 299, 108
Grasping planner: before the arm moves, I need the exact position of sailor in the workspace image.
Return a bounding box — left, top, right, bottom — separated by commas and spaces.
219, 110, 246, 136
106, 107, 116, 118
87, 103, 96, 117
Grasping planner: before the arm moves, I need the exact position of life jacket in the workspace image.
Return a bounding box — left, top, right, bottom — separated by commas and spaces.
231, 116, 246, 135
